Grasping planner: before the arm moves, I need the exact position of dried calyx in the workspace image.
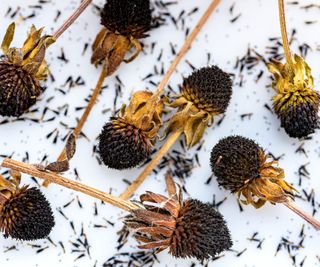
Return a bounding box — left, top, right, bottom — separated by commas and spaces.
98, 91, 163, 169
0, 172, 54, 240
267, 0, 320, 138
125, 174, 232, 260
166, 65, 233, 147
268, 55, 320, 138
91, 0, 152, 75
0, 23, 55, 117
210, 135, 320, 230
210, 136, 295, 208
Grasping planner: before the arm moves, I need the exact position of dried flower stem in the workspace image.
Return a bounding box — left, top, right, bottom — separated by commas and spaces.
153, 0, 220, 98
2, 158, 138, 212
278, 0, 294, 70
284, 200, 320, 230
52, 0, 92, 40
120, 130, 182, 200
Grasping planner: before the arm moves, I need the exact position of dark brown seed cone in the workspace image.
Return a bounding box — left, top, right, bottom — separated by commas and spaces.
0, 186, 55, 240
0, 62, 43, 117
210, 136, 261, 192
276, 98, 320, 138
100, 0, 152, 39
171, 199, 232, 260
125, 192, 232, 260
98, 117, 153, 169
183, 66, 233, 114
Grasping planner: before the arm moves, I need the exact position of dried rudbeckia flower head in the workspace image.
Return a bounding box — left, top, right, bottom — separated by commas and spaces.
91, 0, 152, 75
0, 23, 55, 117
98, 91, 163, 169
210, 135, 296, 208
125, 189, 232, 260
0, 173, 54, 240
268, 54, 320, 138
166, 66, 232, 147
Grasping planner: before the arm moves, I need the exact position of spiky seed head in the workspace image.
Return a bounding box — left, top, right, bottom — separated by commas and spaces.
0, 186, 55, 240
98, 117, 152, 169
210, 136, 261, 192
170, 199, 232, 260
268, 54, 320, 138
182, 66, 233, 114
100, 0, 152, 39
0, 62, 43, 117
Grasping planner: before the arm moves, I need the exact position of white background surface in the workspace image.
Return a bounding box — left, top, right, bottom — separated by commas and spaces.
0, 0, 319, 266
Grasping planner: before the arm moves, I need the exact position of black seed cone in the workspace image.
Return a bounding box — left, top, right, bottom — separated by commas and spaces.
0, 187, 55, 241
171, 199, 232, 260
101, 0, 152, 39
98, 118, 152, 170
0, 62, 43, 117
183, 66, 233, 114
276, 100, 320, 138
210, 136, 261, 192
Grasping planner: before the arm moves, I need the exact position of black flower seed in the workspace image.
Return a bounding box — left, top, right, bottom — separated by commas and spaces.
98, 118, 152, 169
276, 100, 320, 138
0, 62, 43, 117
210, 136, 261, 192
170, 199, 232, 260
183, 66, 233, 114
100, 0, 152, 39
0, 186, 55, 241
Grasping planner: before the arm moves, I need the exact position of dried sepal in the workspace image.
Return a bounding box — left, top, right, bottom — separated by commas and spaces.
267, 54, 320, 138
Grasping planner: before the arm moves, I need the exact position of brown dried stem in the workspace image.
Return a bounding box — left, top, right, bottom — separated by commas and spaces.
278, 0, 294, 71
52, 0, 92, 40
283, 200, 320, 230
120, 130, 182, 200
2, 158, 138, 212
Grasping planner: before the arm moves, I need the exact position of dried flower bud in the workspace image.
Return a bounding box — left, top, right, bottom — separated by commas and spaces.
211, 136, 296, 208
166, 66, 233, 147
0, 62, 43, 117
0, 186, 54, 240
268, 54, 320, 138
98, 117, 153, 169
101, 0, 152, 39
98, 91, 163, 169
125, 191, 232, 260
0, 23, 55, 117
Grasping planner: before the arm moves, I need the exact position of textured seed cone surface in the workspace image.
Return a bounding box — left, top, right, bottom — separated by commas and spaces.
0, 62, 43, 117
125, 191, 232, 260
182, 65, 233, 114
210, 135, 261, 192
0, 186, 55, 240
268, 54, 320, 138
98, 117, 153, 169
100, 0, 152, 38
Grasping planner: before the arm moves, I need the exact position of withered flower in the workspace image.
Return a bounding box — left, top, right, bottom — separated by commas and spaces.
125, 188, 232, 260
166, 66, 233, 147
98, 91, 163, 169
210, 135, 320, 229
0, 23, 54, 117
267, 0, 320, 138
0, 173, 54, 240
91, 0, 152, 75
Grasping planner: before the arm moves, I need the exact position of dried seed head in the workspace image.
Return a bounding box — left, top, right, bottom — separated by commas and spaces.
0, 23, 55, 117
182, 66, 233, 114
0, 186, 55, 240
166, 66, 233, 147
125, 191, 232, 260
268, 54, 320, 138
211, 136, 296, 208
0, 62, 43, 117
100, 0, 152, 39
98, 117, 153, 169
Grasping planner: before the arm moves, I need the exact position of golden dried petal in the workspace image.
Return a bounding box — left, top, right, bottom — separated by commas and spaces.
1, 22, 15, 55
